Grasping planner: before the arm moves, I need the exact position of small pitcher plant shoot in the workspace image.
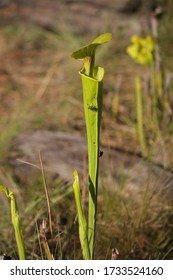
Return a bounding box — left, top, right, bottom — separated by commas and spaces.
71, 33, 112, 259
0, 185, 26, 260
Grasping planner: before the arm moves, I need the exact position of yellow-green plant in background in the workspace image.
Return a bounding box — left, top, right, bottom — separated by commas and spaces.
127, 35, 161, 157
71, 33, 112, 259
127, 35, 155, 65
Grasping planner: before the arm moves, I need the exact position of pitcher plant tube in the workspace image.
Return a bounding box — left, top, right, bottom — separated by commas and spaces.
71, 33, 112, 259
0, 185, 26, 260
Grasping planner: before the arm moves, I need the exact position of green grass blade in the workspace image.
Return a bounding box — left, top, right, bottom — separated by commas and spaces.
0, 185, 26, 260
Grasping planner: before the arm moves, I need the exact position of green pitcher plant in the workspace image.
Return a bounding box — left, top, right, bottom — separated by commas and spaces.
71, 33, 112, 259
0, 185, 26, 260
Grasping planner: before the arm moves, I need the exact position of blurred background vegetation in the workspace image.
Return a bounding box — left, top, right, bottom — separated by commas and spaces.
0, 0, 173, 260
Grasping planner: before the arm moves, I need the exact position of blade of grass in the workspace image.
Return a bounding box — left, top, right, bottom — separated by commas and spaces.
35, 219, 44, 260
40, 219, 54, 260
39, 151, 53, 237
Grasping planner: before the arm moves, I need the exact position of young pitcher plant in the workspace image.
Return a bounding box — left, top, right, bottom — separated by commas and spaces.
0, 185, 26, 260
71, 33, 112, 259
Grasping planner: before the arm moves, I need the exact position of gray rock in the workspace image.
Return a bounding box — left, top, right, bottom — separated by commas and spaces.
9, 130, 173, 197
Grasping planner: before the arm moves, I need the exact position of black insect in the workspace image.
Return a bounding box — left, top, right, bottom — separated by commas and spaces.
99, 150, 103, 157
88, 105, 98, 112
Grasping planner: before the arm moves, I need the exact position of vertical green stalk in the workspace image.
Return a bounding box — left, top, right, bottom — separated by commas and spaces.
0, 185, 26, 260
135, 76, 147, 157
71, 33, 112, 259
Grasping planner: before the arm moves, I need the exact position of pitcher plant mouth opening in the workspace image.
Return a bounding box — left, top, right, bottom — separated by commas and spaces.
71, 32, 112, 259
71, 33, 112, 79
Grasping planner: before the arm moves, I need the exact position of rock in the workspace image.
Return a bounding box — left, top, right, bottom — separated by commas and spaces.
10, 130, 87, 182
9, 130, 173, 197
